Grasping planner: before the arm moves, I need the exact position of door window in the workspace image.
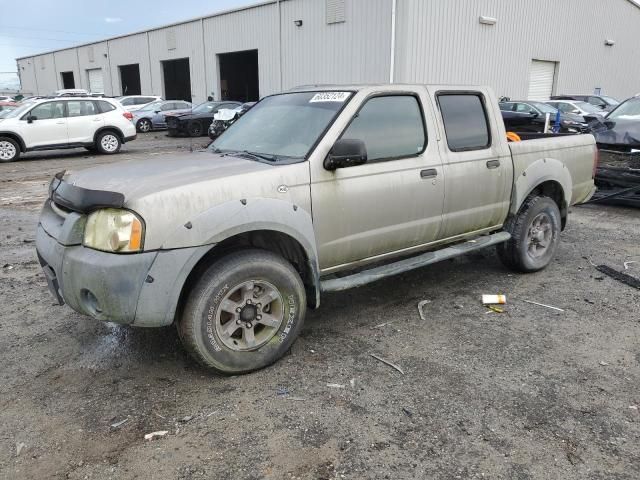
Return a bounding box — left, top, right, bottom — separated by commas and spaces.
26, 102, 65, 120
161, 103, 176, 111
515, 103, 535, 113
341, 95, 426, 161
120, 98, 135, 106
438, 93, 491, 151
97, 101, 116, 113
66, 101, 98, 117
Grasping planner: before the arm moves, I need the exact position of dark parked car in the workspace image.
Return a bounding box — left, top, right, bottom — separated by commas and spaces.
131, 100, 192, 132
550, 94, 620, 112
166, 101, 242, 137
499, 100, 589, 133
591, 96, 640, 151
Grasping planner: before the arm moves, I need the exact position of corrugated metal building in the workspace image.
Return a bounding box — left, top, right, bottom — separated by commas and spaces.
15, 0, 640, 103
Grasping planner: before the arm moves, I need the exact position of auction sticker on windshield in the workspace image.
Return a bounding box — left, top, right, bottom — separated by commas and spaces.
309, 92, 351, 103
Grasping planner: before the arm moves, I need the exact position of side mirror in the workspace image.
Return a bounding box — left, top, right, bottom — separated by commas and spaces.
27, 115, 36, 123
154, 110, 161, 114
604, 120, 616, 129
324, 138, 367, 170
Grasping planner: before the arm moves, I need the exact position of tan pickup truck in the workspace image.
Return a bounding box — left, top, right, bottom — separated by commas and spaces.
36, 84, 597, 373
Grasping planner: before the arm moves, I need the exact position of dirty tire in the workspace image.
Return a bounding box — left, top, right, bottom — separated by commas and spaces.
95, 131, 122, 155
497, 195, 561, 273
0, 137, 20, 163
178, 249, 306, 374
188, 121, 203, 137
137, 118, 152, 133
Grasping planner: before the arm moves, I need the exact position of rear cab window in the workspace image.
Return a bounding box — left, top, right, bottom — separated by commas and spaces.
437, 93, 491, 151
341, 95, 427, 162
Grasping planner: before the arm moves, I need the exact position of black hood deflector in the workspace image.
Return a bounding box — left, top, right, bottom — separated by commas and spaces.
50, 171, 125, 213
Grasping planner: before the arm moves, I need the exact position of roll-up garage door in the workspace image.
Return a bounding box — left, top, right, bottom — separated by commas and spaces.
527, 60, 556, 101
87, 68, 104, 93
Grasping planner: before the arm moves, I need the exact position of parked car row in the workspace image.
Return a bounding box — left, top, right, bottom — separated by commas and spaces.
166, 101, 243, 137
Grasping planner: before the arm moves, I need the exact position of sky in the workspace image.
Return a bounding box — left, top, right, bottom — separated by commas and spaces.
0, 0, 254, 88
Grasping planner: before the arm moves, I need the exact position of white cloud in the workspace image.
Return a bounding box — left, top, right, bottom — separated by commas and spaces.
104, 17, 123, 23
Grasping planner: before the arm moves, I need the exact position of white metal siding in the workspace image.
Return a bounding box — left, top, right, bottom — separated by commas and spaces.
528, 60, 556, 100
326, 0, 346, 24
148, 20, 205, 103
203, 3, 280, 100
107, 33, 153, 96
394, 0, 640, 100
87, 68, 104, 93
53, 49, 79, 91
281, 0, 392, 89
77, 42, 110, 93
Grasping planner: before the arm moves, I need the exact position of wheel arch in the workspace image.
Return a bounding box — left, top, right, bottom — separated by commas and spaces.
93, 126, 125, 144
511, 158, 572, 229
0, 131, 26, 152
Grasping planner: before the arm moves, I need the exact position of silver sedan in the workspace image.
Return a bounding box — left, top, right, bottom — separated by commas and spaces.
131, 100, 193, 132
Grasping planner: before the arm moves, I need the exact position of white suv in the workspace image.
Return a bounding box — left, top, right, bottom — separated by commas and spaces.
0, 97, 136, 162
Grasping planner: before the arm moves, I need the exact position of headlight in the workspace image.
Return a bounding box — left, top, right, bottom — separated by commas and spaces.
83, 209, 144, 253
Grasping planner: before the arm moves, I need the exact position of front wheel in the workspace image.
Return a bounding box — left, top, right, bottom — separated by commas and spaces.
0, 137, 20, 162
188, 121, 203, 137
497, 195, 561, 272
178, 249, 306, 374
95, 131, 122, 154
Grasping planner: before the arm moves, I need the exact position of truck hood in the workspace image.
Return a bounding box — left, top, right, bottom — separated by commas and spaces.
64, 151, 273, 201
60, 151, 312, 249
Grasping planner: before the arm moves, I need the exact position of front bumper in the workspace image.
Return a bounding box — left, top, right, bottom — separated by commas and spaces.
36, 200, 211, 327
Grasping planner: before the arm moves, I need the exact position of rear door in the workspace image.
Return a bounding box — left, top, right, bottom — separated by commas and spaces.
66, 100, 104, 144
19, 101, 68, 148
429, 89, 512, 239
311, 89, 445, 272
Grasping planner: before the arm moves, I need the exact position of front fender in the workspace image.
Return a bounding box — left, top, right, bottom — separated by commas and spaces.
510, 157, 573, 214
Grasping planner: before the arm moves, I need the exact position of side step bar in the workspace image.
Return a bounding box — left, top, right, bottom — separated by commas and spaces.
320, 231, 511, 293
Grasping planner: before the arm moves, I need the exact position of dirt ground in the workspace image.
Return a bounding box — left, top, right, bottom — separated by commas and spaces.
0, 134, 639, 480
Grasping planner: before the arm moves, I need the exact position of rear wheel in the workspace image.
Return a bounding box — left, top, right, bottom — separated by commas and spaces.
95, 131, 121, 154
137, 118, 152, 133
0, 137, 19, 162
188, 121, 203, 137
497, 195, 561, 272
178, 249, 306, 374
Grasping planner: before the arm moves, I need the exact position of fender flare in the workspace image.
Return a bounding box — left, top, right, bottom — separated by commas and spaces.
93, 126, 125, 144
160, 197, 321, 305
510, 157, 573, 214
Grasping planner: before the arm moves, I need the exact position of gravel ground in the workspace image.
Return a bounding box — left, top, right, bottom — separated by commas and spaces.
0, 134, 639, 480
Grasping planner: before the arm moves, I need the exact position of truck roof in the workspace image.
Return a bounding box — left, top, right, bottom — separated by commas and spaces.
288, 83, 487, 93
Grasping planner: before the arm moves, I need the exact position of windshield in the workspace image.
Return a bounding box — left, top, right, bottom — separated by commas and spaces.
3, 101, 35, 119
138, 101, 163, 112
600, 96, 620, 106
212, 91, 353, 160
192, 102, 221, 114
608, 98, 640, 120
530, 102, 558, 114
574, 101, 602, 114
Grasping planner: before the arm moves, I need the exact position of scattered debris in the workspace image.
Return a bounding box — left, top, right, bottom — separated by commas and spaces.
482, 294, 506, 305
486, 305, 504, 314
522, 299, 565, 312
596, 265, 640, 290
402, 407, 413, 417
110, 418, 129, 429
180, 415, 193, 423
2, 264, 13, 270
286, 397, 306, 401
417, 300, 431, 320
15, 442, 26, 457
349, 378, 356, 389
623, 261, 637, 270
154, 412, 166, 419
629, 405, 638, 411
370, 354, 405, 375
326, 383, 345, 389
371, 322, 394, 329
206, 411, 218, 417
144, 430, 168, 441
276, 386, 290, 396
599, 361, 609, 366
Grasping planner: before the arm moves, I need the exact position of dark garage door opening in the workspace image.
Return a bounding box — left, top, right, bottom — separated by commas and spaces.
119, 64, 141, 95
218, 49, 259, 102
60, 71, 75, 89
162, 58, 191, 102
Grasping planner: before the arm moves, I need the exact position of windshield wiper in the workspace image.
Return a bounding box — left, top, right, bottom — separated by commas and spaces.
242, 151, 277, 162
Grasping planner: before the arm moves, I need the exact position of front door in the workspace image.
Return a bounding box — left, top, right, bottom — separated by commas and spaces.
19, 101, 68, 148
431, 90, 512, 239
311, 92, 445, 272
66, 100, 104, 144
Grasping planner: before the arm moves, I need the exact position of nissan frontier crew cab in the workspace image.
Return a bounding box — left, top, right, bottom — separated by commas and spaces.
36, 85, 597, 374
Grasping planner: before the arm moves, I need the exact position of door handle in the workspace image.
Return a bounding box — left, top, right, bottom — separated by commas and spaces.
486, 159, 501, 169
93, 118, 102, 122
55, 121, 65, 125
420, 168, 438, 179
